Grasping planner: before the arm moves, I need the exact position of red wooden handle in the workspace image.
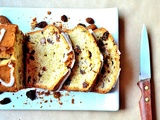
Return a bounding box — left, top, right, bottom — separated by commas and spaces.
137, 79, 152, 120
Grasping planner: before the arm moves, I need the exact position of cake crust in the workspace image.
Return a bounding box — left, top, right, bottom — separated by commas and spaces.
0, 24, 17, 58
0, 24, 24, 92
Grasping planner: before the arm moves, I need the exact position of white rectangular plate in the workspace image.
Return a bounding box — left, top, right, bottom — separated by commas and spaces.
0, 7, 119, 111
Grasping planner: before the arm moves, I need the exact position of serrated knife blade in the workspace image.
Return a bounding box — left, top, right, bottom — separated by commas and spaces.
137, 25, 152, 120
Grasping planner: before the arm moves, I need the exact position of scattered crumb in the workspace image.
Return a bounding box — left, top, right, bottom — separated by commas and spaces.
71, 99, 74, 104
47, 11, 51, 15
53, 92, 61, 101
32, 17, 37, 21
86, 17, 95, 24
31, 17, 37, 29
65, 92, 70, 96
44, 100, 48, 103
39, 97, 44, 99
45, 91, 51, 96
61, 15, 68, 22
53, 21, 62, 29
59, 101, 63, 105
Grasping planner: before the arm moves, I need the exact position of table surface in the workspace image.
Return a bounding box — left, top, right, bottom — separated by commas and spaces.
0, 0, 160, 120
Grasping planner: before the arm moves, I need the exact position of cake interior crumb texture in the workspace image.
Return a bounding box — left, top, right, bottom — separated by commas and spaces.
25, 25, 74, 91
63, 25, 102, 92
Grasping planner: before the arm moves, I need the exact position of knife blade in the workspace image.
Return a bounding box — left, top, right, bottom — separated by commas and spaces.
137, 25, 152, 120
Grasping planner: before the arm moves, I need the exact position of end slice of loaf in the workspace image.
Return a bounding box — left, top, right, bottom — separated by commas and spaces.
63, 25, 103, 92
92, 28, 120, 94
0, 24, 24, 92
25, 25, 75, 91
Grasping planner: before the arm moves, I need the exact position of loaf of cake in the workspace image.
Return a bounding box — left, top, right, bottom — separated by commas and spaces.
0, 24, 24, 92
63, 25, 103, 92
92, 28, 120, 94
25, 25, 75, 91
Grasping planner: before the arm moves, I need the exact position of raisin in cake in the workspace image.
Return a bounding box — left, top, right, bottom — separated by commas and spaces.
0, 24, 24, 92
92, 28, 120, 94
25, 25, 75, 91
63, 25, 103, 92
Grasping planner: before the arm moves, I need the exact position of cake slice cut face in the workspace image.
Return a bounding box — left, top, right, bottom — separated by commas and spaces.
25, 25, 75, 91
92, 28, 120, 94
0, 24, 24, 92
63, 25, 103, 92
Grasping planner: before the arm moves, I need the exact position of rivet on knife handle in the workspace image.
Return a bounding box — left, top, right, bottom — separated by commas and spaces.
137, 78, 152, 120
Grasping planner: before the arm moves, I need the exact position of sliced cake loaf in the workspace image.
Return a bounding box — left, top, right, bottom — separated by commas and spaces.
25, 25, 75, 91
92, 28, 120, 94
63, 25, 103, 92
0, 24, 24, 92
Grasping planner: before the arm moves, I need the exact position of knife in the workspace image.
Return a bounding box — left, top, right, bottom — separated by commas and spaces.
137, 25, 152, 120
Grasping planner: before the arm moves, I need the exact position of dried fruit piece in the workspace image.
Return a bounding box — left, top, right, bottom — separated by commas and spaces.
61, 15, 68, 22
82, 82, 89, 88
36, 21, 48, 28
64, 79, 71, 86
55, 32, 60, 42
47, 38, 54, 44
54, 92, 61, 99
74, 45, 81, 55
29, 55, 35, 60
30, 50, 35, 54
87, 24, 97, 30
80, 69, 86, 74
42, 66, 47, 71
26, 90, 36, 101
102, 31, 109, 40
86, 17, 94, 24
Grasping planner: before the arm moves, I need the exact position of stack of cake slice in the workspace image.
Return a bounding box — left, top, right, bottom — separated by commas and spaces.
0, 23, 120, 94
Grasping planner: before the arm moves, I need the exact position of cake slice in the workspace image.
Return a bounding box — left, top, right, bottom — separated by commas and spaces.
0, 24, 24, 92
25, 25, 75, 91
63, 25, 103, 92
92, 28, 120, 94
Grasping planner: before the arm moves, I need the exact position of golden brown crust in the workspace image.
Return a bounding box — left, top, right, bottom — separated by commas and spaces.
92, 27, 120, 94
0, 16, 11, 24
0, 24, 17, 48
0, 24, 18, 58
0, 24, 24, 92
0, 61, 18, 92
0, 47, 13, 58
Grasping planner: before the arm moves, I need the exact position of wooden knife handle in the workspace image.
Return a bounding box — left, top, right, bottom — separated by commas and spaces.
137, 78, 152, 120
